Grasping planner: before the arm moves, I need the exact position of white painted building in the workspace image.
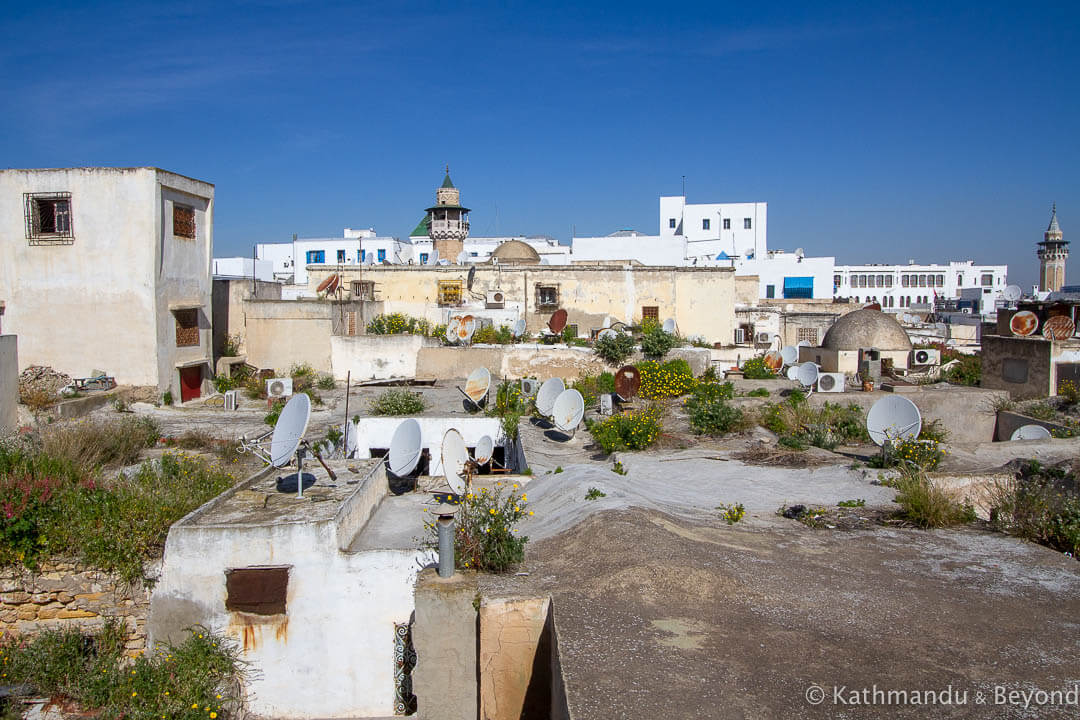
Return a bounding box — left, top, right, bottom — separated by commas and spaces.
254, 242, 295, 281
257, 228, 411, 286
738, 251, 836, 301
212, 257, 275, 281
0, 167, 214, 400
833, 261, 1009, 311
659, 197, 768, 263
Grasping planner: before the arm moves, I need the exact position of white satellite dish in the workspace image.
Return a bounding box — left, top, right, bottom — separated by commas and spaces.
511, 318, 526, 338
536, 377, 565, 416
551, 389, 585, 433
866, 396, 922, 446
662, 318, 677, 333
388, 418, 423, 476
462, 366, 491, 407
796, 362, 819, 388
456, 251, 469, 264
445, 316, 461, 344
598, 328, 617, 340
474, 435, 494, 465
269, 393, 311, 467
440, 429, 469, 494
795, 248, 805, 259
786, 364, 800, 381
1010, 424, 1051, 441
779, 345, 799, 366
1003, 284, 1023, 302
796, 340, 811, 348
602, 316, 612, 329
425, 249, 440, 266
459, 316, 476, 343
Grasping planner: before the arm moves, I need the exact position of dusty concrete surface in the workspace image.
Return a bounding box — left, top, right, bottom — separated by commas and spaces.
482, 508, 1080, 719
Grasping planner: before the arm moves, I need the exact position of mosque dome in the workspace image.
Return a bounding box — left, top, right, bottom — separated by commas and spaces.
491, 240, 541, 264
821, 309, 913, 351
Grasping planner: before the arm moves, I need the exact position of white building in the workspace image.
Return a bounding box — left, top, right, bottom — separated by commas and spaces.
257, 228, 411, 286
0, 167, 214, 400
659, 197, 768, 263
408, 229, 570, 265
833, 261, 1009, 311
212, 257, 275, 281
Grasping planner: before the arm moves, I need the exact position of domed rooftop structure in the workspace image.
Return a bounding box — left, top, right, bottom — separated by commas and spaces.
491, 239, 541, 265
822, 309, 912, 351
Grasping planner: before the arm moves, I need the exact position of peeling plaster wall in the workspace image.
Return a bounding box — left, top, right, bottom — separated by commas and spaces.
330, 333, 431, 380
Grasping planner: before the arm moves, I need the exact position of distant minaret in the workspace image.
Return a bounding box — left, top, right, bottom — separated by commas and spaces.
1038, 203, 1068, 292
426, 166, 470, 263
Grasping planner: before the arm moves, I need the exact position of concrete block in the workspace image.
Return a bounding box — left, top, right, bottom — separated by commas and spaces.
413, 568, 478, 720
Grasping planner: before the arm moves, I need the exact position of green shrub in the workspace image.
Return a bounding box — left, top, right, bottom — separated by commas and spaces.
1020, 401, 1058, 421
892, 467, 975, 528
369, 388, 426, 416
585, 487, 606, 500
162, 390, 174, 406
758, 394, 868, 450
488, 380, 530, 440
594, 332, 636, 367
213, 374, 237, 393
2, 620, 244, 719
943, 353, 981, 386
427, 483, 530, 572
918, 418, 950, 443
988, 462, 1080, 555
222, 333, 242, 357
685, 383, 745, 436
36, 416, 160, 469
868, 438, 945, 470
637, 359, 695, 399
741, 356, 776, 379
264, 397, 286, 426
366, 313, 433, 336
587, 406, 662, 453
316, 375, 336, 390
473, 324, 515, 345
746, 387, 770, 397
570, 373, 615, 408
639, 323, 681, 359
718, 502, 745, 524
1059, 379, 1080, 405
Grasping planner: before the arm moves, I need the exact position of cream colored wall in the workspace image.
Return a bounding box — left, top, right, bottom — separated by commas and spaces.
244, 300, 334, 373
734, 275, 759, 305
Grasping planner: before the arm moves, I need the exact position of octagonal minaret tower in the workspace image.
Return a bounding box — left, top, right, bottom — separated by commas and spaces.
426, 167, 470, 263
1038, 203, 1068, 292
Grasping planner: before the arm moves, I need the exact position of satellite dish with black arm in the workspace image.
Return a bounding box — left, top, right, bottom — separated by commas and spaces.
551, 389, 585, 436
1010, 424, 1051, 441
440, 428, 469, 495
467, 265, 476, 291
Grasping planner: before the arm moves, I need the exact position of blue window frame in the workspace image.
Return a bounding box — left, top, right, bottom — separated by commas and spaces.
377, 249, 386, 262
783, 276, 814, 299
306, 250, 325, 264
337, 249, 346, 263
361, 250, 366, 263
765, 284, 775, 299
419, 253, 429, 264
357, 250, 362, 262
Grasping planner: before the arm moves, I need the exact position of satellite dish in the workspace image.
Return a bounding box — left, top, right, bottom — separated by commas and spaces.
463, 366, 491, 406
779, 345, 799, 366
796, 362, 819, 388
467, 265, 476, 291
388, 418, 422, 476
458, 315, 476, 343
511, 318, 526, 338
456, 251, 469, 264
440, 429, 469, 494
536, 377, 565, 416
1010, 424, 1052, 441
763, 351, 784, 371
1010, 310, 1039, 337
864, 302, 882, 311
426, 249, 440, 266
1042, 315, 1075, 341
794, 248, 805, 259
446, 316, 462, 344
598, 328, 617, 340
662, 318, 677, 333
614, 365, 641, 401
548, 309, 568, 335
1003, 284, 1023, 302
474, 435, 494, 465
786, 365, 800, 381
601, 316, 612, 329
269, 393, 312, 467
552, 389, 585, 433
796, 340, 811, 348
866, 396, 922, 447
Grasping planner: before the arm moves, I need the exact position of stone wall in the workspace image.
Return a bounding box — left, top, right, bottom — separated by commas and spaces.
0, 560, 153, 656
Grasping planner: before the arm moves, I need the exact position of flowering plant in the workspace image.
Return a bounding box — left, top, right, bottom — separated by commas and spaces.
426, 482, 531, 572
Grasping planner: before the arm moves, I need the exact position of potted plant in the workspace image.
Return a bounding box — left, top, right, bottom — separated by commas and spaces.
859, 371, 874, 392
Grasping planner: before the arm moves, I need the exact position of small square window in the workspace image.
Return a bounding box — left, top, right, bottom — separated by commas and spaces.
744, 218, 752, 229
351, 281, 375, 300
669, 218, 677, 229
306, 250, 325, 264
378, 249, 387, 263
642, 306, 659, 321
536, 284, 559, 310
981, 274, 993, 287
24, 192, 74, 244
173, 204, 195, 239
723, 218, 730, 230
438, 280, 463, 306
765, 285, 775, 299
174, 309, 199, 347
702, 218, 710, 230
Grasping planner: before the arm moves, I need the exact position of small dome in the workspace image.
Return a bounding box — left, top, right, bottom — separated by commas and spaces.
822, 309, 912, 352
491, 240, 541, 264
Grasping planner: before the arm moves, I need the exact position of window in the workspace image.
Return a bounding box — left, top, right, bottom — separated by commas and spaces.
419, 253, 429, 264
225, 567, 288, 615
360, 250, 366, 263
333, 249, 344, 263
377, 249, 386, 263
536, 284, 560, 310
642, 305, 659, 321
723, 218, 731, 230
702, 218, 710, 231
174, 309, 199, 347
833, 274, 842, 289
957, 274, 963, 286
877, 274, 885, 287
981, 274, 993, 287
918, 275, 927, 287
306, 250, 325, 264
858, 275, 867, 288
765, 284, 775, 299
783, 277, 813, 299
885, 276, 893, 287
350, 281, 375, 300
173, 204, 195, 239
936, 274, 944, 287
24, 192, 74, 244
438, 280, 463, 306
796, 328, 818, 344
669, 218, 677, 229
902, 275, 909, 287
744, 218, 752, 229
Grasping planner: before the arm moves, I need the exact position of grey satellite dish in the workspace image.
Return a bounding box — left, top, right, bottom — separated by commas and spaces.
270, 393, 311, 467
779, 345, 799, 366
441, 429, 469, 494
467, 265, 476, 291
551, 388, 585, 434
796, 362, 819, 389
601, 316, 612, 329
796, 340, 811, 349
935, 322, 948, 333
536, 377, 565, 416
786, 365, 800, 381
437, 259, 450, 265
1010, 424, 1051, 441
426, 249, 440, 266
1003, 284, 1023, 302
662, 318, 677, 333
388, 418, 423, 476
511, 318, 526, 338
866, 396, 922, 446
456, 251, 469, 264
474, 435, 494, 465
598, 328, 617, 340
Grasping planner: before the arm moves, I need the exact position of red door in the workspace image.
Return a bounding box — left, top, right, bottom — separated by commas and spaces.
179, 366, 202, 403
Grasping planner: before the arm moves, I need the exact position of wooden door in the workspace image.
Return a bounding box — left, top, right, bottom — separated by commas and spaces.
179, 366, 202, 403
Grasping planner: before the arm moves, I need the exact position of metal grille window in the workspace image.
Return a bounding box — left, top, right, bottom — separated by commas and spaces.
173, 204, 195, 239
438, 280, 463, 306
796, 328, 818, 344
174, 309, 200, 347
536, 284, 559, 310
24, 192, 74, 244
351, 281, 375, 300
642, 305, 659, 321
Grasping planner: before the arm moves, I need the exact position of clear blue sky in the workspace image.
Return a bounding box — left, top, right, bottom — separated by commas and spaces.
1, 1, 1076, 287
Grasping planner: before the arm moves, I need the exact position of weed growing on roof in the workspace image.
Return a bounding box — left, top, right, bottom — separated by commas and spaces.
570, 372, 615, 409
837, 498, 866, 508
586, 406, 663, 453
593, 333, 636, 366
639, 322, 681, 359
366, 313, 432, 336
745, 387, 770, 397
741, 356, 776, 380
316, 374, 336, 390
717, 502, 745, 524
891, 466, 975, 528
425, 483, 531, 572
611, 460, 627, 475
585, 487, 606, 500
987, 460, 1080, 556
369, 388, 426, 416
867, 437, 945, 471
487, 380, 530, 441
759, 392, 867, 450
637, 359, 695, 399
685, 382, 746, 436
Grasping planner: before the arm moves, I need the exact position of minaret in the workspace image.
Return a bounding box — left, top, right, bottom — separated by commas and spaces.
426, 166, 470, 263
1038, 203, 1068, 292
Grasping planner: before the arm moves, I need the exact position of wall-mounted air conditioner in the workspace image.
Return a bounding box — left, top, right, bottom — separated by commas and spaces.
485, 290, 505, 309
817, 373, 846, 393
911, 348, 940, 366
266, 378, 293, 398
756, 332, 772, 344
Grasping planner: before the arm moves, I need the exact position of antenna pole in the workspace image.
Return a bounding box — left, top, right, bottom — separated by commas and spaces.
296, 447, 304, 499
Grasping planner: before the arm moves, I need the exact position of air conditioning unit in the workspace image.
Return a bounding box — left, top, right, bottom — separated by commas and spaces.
911, 348, 940, 366
817, 373, 846, 393
485, 290, 506, 309
961, 307, 972, 314
520, 378, 539, 397
756, 332, 772, 344
734, 328, 746, 344
223, 389, 239, 410
266, 377, 293, 398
